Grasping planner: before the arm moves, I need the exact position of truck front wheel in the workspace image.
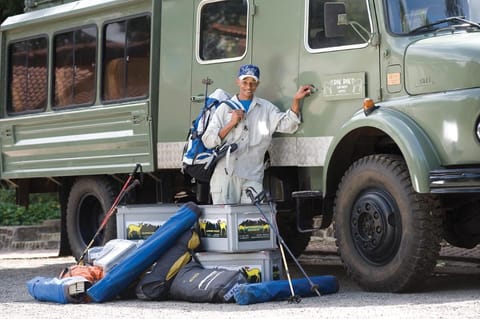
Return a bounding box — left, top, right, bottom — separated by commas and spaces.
66, 176, 117, 260
334, 154, 443, 292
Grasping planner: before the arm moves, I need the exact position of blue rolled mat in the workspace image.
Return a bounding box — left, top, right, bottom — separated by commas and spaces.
87, 202, 201, 302
234, 275, 339, 305
27, 276, 90, 304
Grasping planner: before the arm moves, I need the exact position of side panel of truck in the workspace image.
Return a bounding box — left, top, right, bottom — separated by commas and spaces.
0, 0, 155, 178
0, 103, 153, 178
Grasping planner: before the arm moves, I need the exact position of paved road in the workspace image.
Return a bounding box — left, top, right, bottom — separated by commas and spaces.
0, 250, 479, 319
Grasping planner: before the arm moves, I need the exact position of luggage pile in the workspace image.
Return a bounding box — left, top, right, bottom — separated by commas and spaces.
27, 201, 339, 305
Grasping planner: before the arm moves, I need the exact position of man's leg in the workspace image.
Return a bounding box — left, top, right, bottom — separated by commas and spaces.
210, 169, 243, 204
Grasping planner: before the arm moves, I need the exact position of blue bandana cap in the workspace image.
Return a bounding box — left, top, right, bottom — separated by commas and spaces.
238, 64, 260, 82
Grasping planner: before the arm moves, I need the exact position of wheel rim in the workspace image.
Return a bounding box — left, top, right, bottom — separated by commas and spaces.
77, 193, 105, 247
350, 189, 401, 265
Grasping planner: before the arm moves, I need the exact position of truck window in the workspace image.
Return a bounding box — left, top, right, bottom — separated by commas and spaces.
386, 0, 471, 34
198, 0, 248, 62
307, 0, 371, 50
7, 36, 48, 114
53, 26, 97, 108
102, 15, 151, 101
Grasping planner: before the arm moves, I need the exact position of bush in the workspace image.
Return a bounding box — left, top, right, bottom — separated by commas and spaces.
0, 189, 60, 226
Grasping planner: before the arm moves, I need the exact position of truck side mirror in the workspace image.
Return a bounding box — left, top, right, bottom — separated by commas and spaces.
324, 2, 348, 38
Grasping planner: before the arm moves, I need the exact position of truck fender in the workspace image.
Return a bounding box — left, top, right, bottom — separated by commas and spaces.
324, 107, 441, 196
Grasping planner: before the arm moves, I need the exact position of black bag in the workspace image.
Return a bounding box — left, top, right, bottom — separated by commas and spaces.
182, 143, 238, 183
169, 261, 248, 303
181, 89, 241, 183
134, 228, 200, 300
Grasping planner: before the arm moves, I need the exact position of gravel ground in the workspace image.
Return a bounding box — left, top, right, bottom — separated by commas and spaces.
1, 251, 479, 319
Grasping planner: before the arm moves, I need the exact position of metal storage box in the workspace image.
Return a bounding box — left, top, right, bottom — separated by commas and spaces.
117, 203, 277, 252
195, 250, 283, 282
116, 204, 182, 240
198, 204, 278, 253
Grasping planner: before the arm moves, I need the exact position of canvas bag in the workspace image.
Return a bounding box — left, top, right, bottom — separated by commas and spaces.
169, 260, 248, 303
135, 228, 201, 300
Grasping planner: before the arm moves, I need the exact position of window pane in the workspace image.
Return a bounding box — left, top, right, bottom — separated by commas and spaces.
54, 32, 74, 106
8, 42, 28, 112
307, 0, 371, 50
54, 27, 97, 108
103, 21, 127, 100
103, 16, 151, 101
73, 27, 96, 105
126, 16, 150, 98
386, 0, 472, 34
199, 0, 247, 61
8, 37, 48, 114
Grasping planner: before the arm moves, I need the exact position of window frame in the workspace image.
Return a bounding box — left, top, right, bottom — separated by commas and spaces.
304, 0, 373, 53
195, 0, 249, 65
101, 13, 152, 103
7, 34, 49, 116
52, 24, 98, 110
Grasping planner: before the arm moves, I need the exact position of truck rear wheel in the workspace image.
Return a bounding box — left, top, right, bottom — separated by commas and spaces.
66, 176, 117, 260
334, 154, 443, 292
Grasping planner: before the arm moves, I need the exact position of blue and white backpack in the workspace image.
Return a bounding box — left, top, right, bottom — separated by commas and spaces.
182, 89, 241, 183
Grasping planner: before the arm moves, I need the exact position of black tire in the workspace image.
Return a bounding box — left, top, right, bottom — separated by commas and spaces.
334, 154, 443, 292
66, 176, 117, 260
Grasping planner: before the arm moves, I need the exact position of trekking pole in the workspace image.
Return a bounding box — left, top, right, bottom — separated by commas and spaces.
246, 187, 321, 297
77, 164, 142, 265
278, 236, 298, 302
246, 188, 300, 303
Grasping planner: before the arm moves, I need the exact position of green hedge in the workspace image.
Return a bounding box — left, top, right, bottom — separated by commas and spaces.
0, 189, 60, 226
0, 0, 24, 24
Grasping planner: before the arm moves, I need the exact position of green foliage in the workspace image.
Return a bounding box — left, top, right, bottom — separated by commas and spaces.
0, 0, 24, 23
0, 189, 60, 226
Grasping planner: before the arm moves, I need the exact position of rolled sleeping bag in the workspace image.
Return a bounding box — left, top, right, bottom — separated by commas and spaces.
234, 275, 339, 305
87, 201, 202, 302
27, 276, 91, 304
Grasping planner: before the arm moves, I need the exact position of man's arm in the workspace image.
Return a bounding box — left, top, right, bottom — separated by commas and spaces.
201, 105, 243, 148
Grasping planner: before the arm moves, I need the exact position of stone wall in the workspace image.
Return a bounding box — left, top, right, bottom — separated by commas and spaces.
0, 219, 60, 250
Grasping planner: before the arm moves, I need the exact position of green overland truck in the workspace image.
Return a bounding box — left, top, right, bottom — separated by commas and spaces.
0, 0, 479, 292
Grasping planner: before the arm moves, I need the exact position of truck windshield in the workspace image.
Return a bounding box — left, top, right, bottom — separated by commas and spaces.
386, 0, 480, 34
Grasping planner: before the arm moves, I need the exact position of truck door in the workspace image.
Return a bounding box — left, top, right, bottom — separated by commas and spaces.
249, 0, 303, 108
298, 0, 380, 139
190, 0, 253, 114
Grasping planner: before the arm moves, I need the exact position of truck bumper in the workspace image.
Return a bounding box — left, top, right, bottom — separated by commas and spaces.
429, 168, 480, 193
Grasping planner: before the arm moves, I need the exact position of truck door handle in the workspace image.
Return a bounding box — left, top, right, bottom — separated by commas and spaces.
191, 95, 205, 103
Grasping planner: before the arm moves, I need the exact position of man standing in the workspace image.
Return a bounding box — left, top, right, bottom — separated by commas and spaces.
202, 64, 313, 204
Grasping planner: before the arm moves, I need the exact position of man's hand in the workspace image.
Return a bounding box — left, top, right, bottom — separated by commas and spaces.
291, 84, 315, 114
219, 110, 245, 139
230, 109, 245, 126
295, 84, 316, 99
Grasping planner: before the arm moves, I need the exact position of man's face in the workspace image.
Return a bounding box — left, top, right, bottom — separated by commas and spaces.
236, 77, 259, 100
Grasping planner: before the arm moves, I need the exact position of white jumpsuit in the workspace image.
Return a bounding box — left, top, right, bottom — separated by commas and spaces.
202, 94, 301, 204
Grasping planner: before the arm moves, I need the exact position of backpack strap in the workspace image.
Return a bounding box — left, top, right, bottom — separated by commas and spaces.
223, 100, 244, 111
